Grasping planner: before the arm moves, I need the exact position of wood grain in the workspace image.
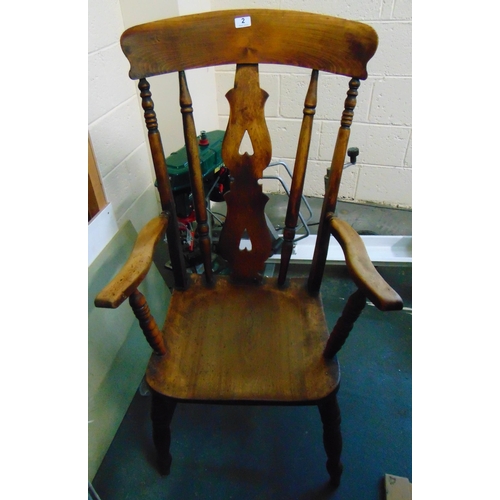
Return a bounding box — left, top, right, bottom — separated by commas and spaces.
279, 69, 318, 285
146, 274, 340, 402
94, 214, 169, 309
139, 78, 188, 290
328, 215, 403, 311
178, 71, 213, 283
217, 64, 272, 282
308, 78, 360, 294
129, 289, 167, 355
120, 10, 377, 79
88, 136, 107, 221
106, 10, 406, 485
323, 289, 366, 359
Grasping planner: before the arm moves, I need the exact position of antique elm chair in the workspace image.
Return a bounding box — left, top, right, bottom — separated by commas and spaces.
94, 9, 403, 488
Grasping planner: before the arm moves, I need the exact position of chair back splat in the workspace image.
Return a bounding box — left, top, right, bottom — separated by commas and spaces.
218, 63, 272, 282
94, 9, 405, 488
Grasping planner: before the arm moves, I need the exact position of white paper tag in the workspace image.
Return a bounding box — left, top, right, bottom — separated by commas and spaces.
235, 16, 251, 28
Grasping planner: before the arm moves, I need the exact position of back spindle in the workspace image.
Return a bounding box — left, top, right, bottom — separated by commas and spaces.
278, 69, 318, 286
308, 78, 360, 294
139, 78, 188, 290
178, 71, 214, 284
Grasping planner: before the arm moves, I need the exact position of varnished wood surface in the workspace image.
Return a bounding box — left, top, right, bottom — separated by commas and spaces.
139, 78, 173, 213
309, 78, 360, 293
328, 215, 403, 311
151, 392, 177, 475
121, 10, 377, 79
88, 136, 107, 221
279, 69, 318, 285
147, 274, 340, 402
218, 64, 272, 281
97, 11, 405, 485
139, 78, 188, 290
129, 289, 167, 355
94, 214, 169, 308
317, 390, 343, 486
323, 289, 366, 359
178, 71, 213, 283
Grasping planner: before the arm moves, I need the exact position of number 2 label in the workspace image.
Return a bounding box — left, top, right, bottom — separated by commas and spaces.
235, 16, 251, 28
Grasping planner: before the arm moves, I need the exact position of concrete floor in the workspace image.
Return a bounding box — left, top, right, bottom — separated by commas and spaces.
265, 196, 412, 237
91, 198, 411, 499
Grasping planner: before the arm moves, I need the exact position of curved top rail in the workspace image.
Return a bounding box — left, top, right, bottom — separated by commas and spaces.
121, 9, 378, 80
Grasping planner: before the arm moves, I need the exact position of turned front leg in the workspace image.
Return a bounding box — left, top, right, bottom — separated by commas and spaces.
151, 390, 177, 476
317, 390, 343, 487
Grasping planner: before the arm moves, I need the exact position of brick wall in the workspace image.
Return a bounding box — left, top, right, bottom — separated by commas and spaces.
213, 0, 412, 208
88, 0, 219, 234
89, 0, 411, 231
88, 0, 162, 230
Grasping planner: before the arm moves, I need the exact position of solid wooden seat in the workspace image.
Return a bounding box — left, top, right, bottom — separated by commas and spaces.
94, 8, 404, 488
147, 274, 339, 402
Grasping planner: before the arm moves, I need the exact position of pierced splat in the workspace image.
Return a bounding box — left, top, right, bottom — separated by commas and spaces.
218, 64, 273, 282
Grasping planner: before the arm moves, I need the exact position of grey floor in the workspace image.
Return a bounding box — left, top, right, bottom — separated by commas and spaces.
91, 197, 411, 500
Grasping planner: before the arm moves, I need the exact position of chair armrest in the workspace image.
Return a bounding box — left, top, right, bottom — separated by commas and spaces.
94, 213, 169, 309
328, 215, 403, 311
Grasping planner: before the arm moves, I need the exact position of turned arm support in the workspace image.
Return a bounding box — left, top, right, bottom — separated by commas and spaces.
328, 213, 403, 311
94, 213, 169, 309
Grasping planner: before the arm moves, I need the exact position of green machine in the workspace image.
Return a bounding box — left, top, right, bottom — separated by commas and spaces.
164, 130, 228, 219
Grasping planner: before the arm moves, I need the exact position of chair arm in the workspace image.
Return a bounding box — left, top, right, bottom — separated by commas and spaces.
94, 213, 169, 309
328, 215, 403, 311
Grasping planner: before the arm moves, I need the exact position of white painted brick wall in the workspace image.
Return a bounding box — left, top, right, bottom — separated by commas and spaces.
88, 0, 160, 228
213, 0, 412, 208
89, 0, 411, 219
89, 0, 221, 232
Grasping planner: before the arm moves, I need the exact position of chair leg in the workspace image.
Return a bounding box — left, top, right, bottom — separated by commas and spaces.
151, 390, 177, 476
317, 389, 343, 488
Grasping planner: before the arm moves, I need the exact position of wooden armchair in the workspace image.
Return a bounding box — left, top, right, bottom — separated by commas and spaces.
94, 9, 403, 488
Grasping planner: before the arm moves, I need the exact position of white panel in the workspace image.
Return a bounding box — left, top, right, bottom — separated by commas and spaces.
88, 204, 119, 267
262, 234, 412, 265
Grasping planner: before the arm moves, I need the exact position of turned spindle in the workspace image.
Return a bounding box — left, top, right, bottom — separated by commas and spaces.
278, 69, 319, 286
178, 71, 214, 284
129, 289, 166, 355
323, 288, 366, 359
139, 78, 187, 290
308, 78, 360, 295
